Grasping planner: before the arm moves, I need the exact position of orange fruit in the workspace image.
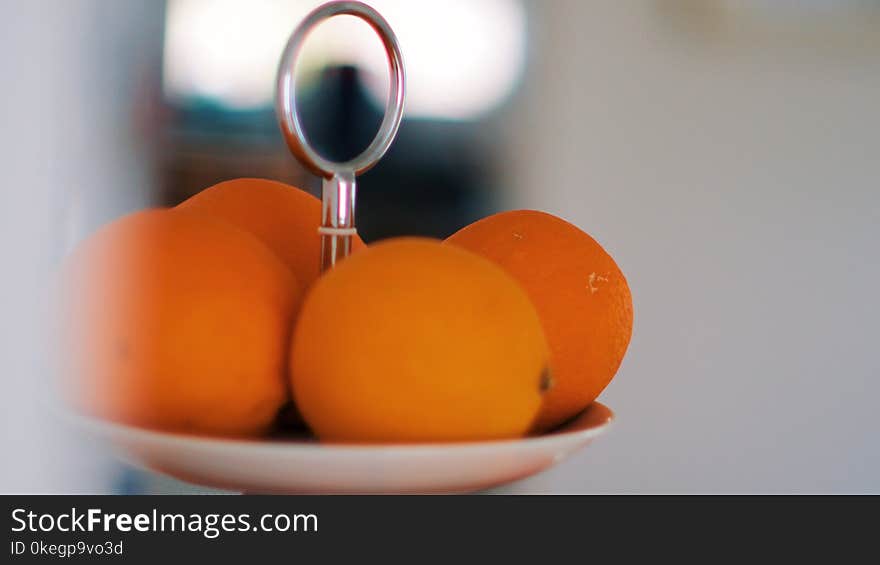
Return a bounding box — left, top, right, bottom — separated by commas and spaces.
447, 210, 633, 432
61, 208, 301, 436
290, 237, 551, 443
177, 178, 365, 290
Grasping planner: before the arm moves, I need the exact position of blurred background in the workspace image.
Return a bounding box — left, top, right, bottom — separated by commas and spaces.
2, 0, 878, 493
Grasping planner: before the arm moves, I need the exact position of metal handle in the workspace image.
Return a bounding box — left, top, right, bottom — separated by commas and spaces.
275, 1, 406, 272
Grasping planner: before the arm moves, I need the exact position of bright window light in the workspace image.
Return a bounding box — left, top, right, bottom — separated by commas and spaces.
163, 0, 527, 120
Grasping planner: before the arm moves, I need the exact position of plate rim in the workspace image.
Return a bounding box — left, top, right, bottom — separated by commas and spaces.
73, 402, 614, 456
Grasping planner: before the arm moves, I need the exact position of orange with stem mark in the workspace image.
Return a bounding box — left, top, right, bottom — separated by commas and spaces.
447, 210, 633, 432
290, 237, 552, 443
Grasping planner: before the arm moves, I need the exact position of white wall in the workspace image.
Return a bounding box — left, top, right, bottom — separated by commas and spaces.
502, 1, 880, 492
0, 1, 163, 493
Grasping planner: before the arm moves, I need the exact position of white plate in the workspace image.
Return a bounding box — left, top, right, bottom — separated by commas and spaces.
78, 403, 613, 494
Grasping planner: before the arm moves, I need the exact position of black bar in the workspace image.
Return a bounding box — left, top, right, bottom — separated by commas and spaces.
2, 495, 875, 563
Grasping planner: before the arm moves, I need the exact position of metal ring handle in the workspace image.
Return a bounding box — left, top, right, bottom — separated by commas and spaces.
276, 1, 406, 178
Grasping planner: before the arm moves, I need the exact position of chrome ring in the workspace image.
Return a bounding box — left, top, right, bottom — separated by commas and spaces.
275, 1, 406, 178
